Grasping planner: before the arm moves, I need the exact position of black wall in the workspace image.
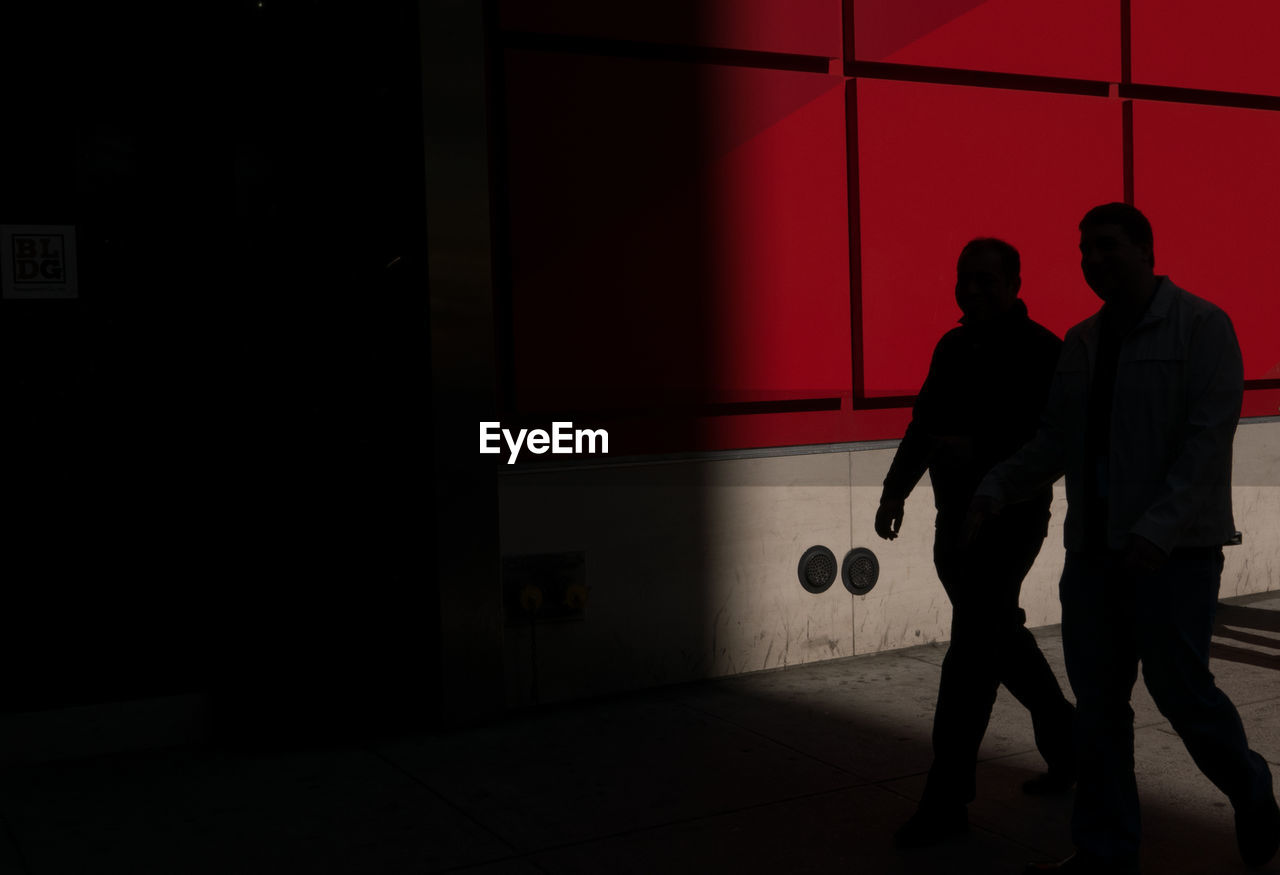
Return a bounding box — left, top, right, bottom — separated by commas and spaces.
1, 1, 436, 741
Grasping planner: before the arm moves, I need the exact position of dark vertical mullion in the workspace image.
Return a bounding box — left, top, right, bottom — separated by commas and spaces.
846, 78, 866, 405
841, 0, 863, 413
1120, 0, 1135, 206
1123, 99, 1135, 205
1120, 0, 1132, 85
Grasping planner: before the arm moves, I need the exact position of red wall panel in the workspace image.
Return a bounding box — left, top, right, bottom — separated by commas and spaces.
497, 5, 1280, 450
856, 79, 1123, 397
499, 0, 842, 58
850, 0, 1119, 82
1132, 100, 1280, 390
504, 51, 850, 449
1131, 0, 1280, 97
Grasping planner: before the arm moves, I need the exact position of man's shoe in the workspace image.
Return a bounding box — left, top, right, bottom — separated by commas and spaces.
1235, 793, 1280, 867
1023, 851, 1139, 874
1022, 770, 1075, 796
893, 804, 967, 849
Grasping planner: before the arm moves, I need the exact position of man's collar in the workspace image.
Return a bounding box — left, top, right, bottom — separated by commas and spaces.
1100, 275, 1170, 328
1084, 276, 1175, 345
1142, 276, 1175, 323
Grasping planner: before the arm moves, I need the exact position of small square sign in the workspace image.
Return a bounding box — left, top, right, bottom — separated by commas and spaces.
1, 225, 79, 299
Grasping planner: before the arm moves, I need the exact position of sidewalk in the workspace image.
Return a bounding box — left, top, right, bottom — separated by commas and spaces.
1, 593, 1278, 874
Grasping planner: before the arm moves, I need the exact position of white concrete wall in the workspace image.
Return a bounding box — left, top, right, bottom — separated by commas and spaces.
500, 453, 853, 706
499, 419, 1280, 706
1224, 419, 1280, 597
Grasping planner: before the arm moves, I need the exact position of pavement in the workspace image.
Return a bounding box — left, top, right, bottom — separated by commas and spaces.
1, 592, 1279, 874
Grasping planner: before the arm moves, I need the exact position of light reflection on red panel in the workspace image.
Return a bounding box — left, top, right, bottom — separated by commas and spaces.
1132, 100, 1280, 388
1131, 0, 1280, 97
851, 0, 1119, 82
505, 52, 850, 451
856, 79, 1123, 397
702, 79, 849, 405
499, 0, 842, 58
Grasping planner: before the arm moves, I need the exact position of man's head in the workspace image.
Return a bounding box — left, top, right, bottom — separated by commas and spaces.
955, 237, 1021, 324
1078, 202, 1156, 304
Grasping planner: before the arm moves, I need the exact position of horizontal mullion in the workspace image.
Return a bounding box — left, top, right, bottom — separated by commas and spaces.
498, 29, 833, 74
847, 61, 1109, 98
854, 381, 1279, 411
852, 394, 915, 410
510, 397, 844, 421
1120, 82, 1280, 113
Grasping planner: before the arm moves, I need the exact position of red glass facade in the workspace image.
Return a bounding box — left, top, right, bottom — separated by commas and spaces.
856, 79, 1121, 397
1131, 0, 1280, 97
850, 0, 1119, 82
505, 53, 849, 416
496, 1, 1280, 452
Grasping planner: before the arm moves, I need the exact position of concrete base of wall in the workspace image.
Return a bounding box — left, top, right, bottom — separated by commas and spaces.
499, 419, 1280, 706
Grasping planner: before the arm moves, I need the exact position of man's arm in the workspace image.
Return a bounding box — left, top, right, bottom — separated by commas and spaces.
1129, 309, 1243, 555
965, 341, 1074, 539
876, 340, 948, 540
877, 420, 938, 540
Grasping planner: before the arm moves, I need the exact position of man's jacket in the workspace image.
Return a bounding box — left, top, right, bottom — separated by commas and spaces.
882, 299, 1062, 534
976, 277, 1242, 554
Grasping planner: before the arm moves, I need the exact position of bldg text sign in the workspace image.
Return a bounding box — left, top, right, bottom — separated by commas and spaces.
1, 225, 78, 299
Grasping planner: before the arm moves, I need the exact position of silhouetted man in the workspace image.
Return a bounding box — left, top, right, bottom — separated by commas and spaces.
969, 204, 1279, 874
878, 238, 1076, 848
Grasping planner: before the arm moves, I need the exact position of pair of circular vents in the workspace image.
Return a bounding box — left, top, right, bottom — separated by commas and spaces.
798, 546, 879, 595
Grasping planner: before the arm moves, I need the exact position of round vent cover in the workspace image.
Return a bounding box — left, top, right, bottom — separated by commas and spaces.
797, 546, 838, 594
842, 547, 880, 595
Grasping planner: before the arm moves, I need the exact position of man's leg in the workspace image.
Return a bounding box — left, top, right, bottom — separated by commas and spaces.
922, 608, 1002, 809
989, 532, 1076, 784
1004, 619, 1077, 782
1136, 549, 1278, 865
895, 541, 998, 846
923, 529, 1072, 804
1060, 551, 1142, 864
921, 540, 1004, 809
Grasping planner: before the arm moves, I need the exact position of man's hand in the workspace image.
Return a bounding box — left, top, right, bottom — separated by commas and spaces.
875, 499, 905, 541
963, 494, 1001, 547
1120, 534, 1167, 576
